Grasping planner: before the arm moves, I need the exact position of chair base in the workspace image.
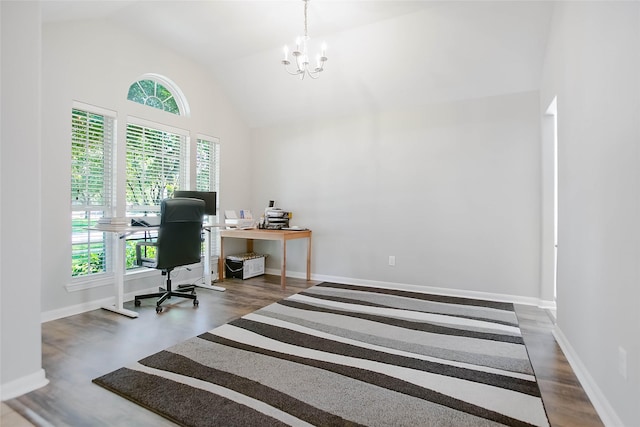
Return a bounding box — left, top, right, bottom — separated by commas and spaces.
134, 270, 199, 313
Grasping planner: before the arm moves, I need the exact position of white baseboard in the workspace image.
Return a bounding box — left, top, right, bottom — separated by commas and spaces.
42, 270, 203, 323
1, 369, 49, 401
267, 268, 550, 307
552, 327, 624, 427
538, 299, 556, 310
41, 295, 115, 323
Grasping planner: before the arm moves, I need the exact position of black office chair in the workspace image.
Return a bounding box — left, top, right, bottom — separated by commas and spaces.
134, 198, 205, 313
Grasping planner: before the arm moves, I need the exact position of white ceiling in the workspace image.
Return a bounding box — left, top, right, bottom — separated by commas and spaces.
41, 1, 554, 128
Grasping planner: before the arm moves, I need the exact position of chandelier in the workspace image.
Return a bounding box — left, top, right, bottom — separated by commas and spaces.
281, 0, 327, 80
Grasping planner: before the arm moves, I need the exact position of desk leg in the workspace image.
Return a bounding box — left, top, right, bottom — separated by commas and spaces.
306, 235, 312, 281
218, 237, 225, 282
101, 233, 138, 318
281, 239, 287, 290
197, 228, 225, 292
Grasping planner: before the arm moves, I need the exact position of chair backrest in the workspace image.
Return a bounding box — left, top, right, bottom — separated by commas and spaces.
156, 197, 205, 270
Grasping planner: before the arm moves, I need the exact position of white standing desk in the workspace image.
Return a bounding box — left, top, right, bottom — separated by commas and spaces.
200, 223, 226, 292
92, 223, 146, 318
92, 222, 227, 318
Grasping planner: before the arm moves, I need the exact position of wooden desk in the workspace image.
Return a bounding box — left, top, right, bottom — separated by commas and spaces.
219, 228, 312, 289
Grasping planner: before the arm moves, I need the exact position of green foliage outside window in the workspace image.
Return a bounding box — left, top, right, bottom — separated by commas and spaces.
127, 80, 180, 115
71, 109, 111, 277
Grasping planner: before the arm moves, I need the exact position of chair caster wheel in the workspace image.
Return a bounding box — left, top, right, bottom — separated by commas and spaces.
193, 299, 199, 307
156, 306, 163, 313
134, 300, 141, 307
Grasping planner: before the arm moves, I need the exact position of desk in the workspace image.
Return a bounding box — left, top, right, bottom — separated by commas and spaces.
92, 222, 226, 318
92, 224, 146, 318
219, 228, 312, 289
201, 223, 226, 292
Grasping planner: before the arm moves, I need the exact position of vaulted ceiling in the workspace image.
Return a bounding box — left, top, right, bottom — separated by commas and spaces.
42, 1, 554, 128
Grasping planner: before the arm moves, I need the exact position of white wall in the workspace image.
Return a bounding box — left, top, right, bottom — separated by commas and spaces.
1, 1, 48, 399
540, 2, 640, 425
40, 19, 252, 315
250, 91, 543, 302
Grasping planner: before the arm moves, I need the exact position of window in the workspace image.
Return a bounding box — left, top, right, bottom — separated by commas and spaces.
70, 74, 209, 282
126, 74, 190, 116
127, 80, 180, 114
196, 137, 220, 193
71, 108, 114, 277
125, 120, 188, 269
196, 137, 221, 259
126, 122, 187, 214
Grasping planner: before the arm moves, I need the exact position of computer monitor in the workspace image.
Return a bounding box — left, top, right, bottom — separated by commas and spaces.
173, 191, 217, 216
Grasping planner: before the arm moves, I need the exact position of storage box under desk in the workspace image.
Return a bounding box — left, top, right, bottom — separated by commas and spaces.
225, 253, 265, 279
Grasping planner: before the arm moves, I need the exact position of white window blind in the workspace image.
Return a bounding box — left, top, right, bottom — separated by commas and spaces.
196, 137, 221, 260
196, 137, 220, 192
126, 122, 187, 214
71, 108, 114, 277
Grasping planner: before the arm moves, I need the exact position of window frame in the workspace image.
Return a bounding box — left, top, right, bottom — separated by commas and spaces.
196, 135, 221, 260
126, 73, 191, 117
69, 102, 116, 284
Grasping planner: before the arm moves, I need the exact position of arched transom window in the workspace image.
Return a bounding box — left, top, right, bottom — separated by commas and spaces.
126, 74, 190, 116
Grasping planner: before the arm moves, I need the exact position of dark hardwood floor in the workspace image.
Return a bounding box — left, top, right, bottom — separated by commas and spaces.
6, 276, 602, 426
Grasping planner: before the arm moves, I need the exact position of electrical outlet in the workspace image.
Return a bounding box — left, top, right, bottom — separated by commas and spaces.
618, 346, 628, 380
388, 256, 396, 266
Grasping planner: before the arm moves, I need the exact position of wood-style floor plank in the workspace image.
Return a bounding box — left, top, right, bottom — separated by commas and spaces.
5, 276, 602, 426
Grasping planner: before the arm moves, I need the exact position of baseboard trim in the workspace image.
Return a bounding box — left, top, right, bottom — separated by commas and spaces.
42, 271, 203, 323
552, 327, 623, 427
1, 369, 49, 401
267, 269, 549, 307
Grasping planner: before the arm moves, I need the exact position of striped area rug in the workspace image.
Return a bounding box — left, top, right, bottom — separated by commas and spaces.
93, 282, 549, 427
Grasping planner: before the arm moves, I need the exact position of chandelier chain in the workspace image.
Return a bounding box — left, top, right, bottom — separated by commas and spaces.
281, 0, 327, 80
304, 0, 308, 38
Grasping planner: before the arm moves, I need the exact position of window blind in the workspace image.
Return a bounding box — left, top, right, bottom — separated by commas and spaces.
71, 108, 114, 277
196, 137, 220, 192
196, 137, 221, 261
71, 109, 114, 210
126, 123, 187, 213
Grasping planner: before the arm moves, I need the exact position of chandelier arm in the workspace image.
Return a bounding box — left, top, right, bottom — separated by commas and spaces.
282, 61, 303, 76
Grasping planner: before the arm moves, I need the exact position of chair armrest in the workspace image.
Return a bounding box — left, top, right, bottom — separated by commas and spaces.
136, 241, 158, 267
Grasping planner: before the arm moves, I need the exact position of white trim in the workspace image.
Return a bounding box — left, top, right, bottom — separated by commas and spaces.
134, 73, 191, 117
43, 293, 131, 323
537, 299, 557, 310
72, 100, 117, 118
66, 273, 115, 292
0, 369, 49, 401
127, 115, 189, 136
196, 133, 220, 143
552, 327, 624, 427
46, 267, 203, 322
65, 268, 158, 293
266, 268, 549, 307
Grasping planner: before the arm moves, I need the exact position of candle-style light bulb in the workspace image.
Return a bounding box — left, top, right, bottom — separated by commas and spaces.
295, 37, 301, 52
321, 42, 327, 57
283, 45, 289, 61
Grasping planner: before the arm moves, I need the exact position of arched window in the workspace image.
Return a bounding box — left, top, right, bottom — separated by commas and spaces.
126, 73, 190, 116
